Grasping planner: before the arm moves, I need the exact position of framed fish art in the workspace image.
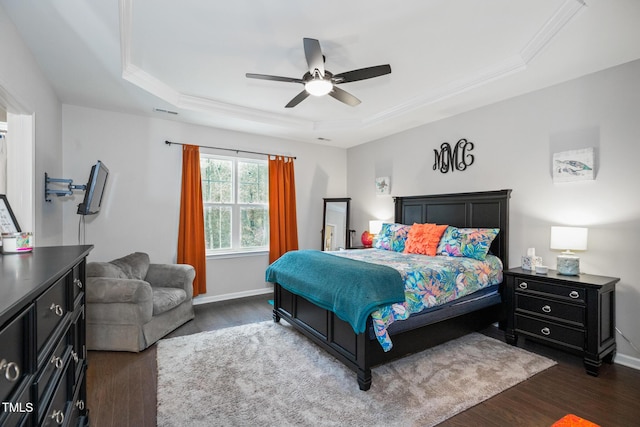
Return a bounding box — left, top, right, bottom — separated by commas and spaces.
552, 147, 595, 183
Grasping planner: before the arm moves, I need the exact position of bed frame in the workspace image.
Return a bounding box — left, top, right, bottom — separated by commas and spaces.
273, 189, 511, 390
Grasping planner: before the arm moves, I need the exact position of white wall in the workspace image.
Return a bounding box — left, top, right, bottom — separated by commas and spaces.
0, 4, 62, 245
61, 105, 347, 301
347, 59, 640, 364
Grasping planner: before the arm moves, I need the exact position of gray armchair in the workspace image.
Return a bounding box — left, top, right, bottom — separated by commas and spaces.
85, 252, 195, 352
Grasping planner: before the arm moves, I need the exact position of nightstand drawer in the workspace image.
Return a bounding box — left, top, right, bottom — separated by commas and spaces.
515, 314, 585, 349
514, 277, 584, 302
515, 294, 584, 326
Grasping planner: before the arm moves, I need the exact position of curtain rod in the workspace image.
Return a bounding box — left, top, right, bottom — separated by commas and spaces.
165, 140, 296, 159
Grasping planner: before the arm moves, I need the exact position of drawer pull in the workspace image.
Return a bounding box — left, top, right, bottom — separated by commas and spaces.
569, 291, 580, 299
50, 409, 65, 425
542, 305, 552, 313
50, 355, 64, 370
541, 327, 551, 336
74, 278, 83, 289
0, 358, 21, 382
76, 400, 85, 411
519, 282, 528, 290
49, 303, 64, 317
72, 351, 79, 363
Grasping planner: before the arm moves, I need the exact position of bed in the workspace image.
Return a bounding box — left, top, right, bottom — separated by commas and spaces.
268, 189, 511, 390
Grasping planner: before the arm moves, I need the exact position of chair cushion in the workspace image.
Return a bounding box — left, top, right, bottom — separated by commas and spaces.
152, 287, 187, 316
110, 252, 151, 280
87, 262, 128, 279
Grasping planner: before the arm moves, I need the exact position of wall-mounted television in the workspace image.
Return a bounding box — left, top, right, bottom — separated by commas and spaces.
77, 160, 109, 215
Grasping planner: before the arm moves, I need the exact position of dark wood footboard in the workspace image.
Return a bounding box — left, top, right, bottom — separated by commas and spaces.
273, 283, 502, 390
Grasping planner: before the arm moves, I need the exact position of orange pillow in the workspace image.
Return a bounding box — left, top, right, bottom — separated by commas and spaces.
404, 223, 449, 256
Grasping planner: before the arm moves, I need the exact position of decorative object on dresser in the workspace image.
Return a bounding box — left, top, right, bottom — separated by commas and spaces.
550, 226, 588, 275
85, 252, 195, 352
0, 194, 21, 233
0, 245, 93, 427
504, 267, 619, 376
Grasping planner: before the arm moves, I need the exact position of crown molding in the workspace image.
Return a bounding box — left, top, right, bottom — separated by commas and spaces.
521, 0, 587, 63
119, 0, 587, 135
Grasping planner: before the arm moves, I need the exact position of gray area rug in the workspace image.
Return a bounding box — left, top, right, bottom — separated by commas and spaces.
156, 321, 556, 427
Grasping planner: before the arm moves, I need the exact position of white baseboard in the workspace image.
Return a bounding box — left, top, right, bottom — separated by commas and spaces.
615, 353, 640, 371
193, 288, 273, 305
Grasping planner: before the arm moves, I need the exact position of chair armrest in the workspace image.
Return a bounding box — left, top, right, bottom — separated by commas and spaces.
86, 277, 153, 305
145, 264, 196, 298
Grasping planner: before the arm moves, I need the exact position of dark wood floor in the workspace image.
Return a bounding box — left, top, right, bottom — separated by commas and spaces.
86, 295, 640, 427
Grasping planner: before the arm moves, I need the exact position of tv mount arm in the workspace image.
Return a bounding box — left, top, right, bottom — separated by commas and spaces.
44, 172, 86, 202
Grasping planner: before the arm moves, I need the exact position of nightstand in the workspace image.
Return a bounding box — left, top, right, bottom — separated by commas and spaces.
504, 267, 619, 376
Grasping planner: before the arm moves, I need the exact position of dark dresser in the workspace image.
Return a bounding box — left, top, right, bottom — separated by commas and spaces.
504, 267, 618, 376
1, 245, 93, 427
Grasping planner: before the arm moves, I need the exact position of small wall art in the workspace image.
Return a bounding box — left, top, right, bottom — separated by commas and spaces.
552, 147, 594, 183
375, 176, 390, 195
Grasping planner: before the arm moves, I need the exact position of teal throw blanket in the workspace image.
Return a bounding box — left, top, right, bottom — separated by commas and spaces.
265, 250, 405, 334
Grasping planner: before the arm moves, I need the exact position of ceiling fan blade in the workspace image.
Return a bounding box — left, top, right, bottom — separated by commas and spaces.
333, 64, 391, 84
303, 38, 325, 77
246, 73, 304, 84
285, 90, 310, 108
329, 87, 361, 106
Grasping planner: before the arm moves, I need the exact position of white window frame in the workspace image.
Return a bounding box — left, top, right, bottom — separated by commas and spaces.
201, 153, 269, 256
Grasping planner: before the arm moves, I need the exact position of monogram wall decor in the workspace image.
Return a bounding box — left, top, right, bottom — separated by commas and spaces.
433, 138, 475, 173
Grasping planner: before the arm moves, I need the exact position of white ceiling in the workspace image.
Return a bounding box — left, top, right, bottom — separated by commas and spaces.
2, 0, 640, 148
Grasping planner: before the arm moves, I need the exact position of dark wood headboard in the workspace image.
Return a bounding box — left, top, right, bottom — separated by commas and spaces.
394, 189, 511, 268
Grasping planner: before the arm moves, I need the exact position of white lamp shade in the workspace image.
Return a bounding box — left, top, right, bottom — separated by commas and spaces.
550, 226, 588, 251
369, 220, 384, 235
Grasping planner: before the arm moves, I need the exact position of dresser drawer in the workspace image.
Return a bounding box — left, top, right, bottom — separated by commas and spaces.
0, 378, 33, 427
39, 360, 71, 427
515, 314, 585, 350
514, 277, 585, 303
70, 306, 86, 384
34, 333, 70, 406
0, 308, 30, 403
36, 276, 68, 354
515, 293, 584, 326
71, 263, 85, 308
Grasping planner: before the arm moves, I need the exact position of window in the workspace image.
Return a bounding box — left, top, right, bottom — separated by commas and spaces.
201, 154, 269, 254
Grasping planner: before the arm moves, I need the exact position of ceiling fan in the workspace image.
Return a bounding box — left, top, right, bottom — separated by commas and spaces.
246, 38, 391, 108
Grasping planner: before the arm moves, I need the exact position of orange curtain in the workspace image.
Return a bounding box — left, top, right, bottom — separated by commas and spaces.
268, 156, 299, 263
177, 145, 207, 296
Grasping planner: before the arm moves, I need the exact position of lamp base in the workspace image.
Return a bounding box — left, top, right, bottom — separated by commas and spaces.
557, 254, 580, 275
361, 231, 373, 248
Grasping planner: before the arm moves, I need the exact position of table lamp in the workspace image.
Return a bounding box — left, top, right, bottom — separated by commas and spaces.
361, 220, 384, 248
550, 226, 588, 275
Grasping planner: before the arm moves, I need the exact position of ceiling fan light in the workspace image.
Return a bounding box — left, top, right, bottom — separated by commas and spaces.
305, 79, 333, 96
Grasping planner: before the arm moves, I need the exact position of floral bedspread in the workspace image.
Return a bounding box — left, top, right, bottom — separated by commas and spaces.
330, 249, 503, 351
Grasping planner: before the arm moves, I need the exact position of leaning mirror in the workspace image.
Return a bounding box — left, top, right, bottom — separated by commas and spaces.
322, 198, 351, 251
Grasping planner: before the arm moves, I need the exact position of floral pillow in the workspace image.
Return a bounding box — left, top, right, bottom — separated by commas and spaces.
404, 223, 449, 256
374, 223, 412, 252
436, 226, 499, 260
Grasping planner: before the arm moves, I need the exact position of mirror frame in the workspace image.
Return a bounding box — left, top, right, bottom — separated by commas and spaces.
321, 197, 351, 251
